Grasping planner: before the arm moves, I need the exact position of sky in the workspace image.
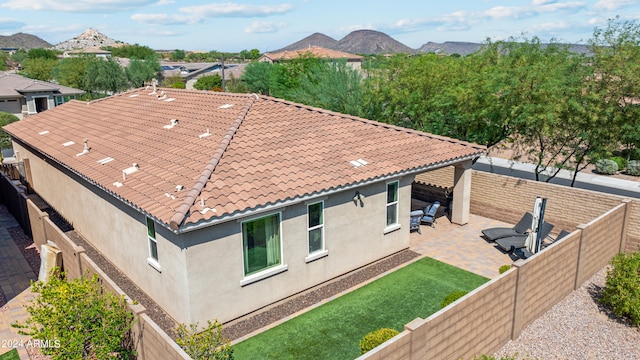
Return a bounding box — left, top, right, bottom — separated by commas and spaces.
0, 0, 639, 52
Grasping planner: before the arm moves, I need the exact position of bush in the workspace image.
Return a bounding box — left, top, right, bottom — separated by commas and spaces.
0, 111, 19, 149
359, 328, 399, 355
12, 271, 135, 359
599, 251, 640, 326
626, 160, 640, 176
440, 290, 468, 308
499, 264, 512, 274
595, 159, 618, 175
176, 320, 233, 359
610, 156, 627, 171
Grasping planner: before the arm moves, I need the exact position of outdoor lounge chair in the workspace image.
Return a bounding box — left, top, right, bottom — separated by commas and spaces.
421, 201, 440, 227
410, 210, 424, 234
481, 212, 533, 241
514, 229, 571, 259
495, 221, 554, 253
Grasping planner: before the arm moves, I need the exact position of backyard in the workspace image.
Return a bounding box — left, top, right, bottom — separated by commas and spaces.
232, 256, 488, 359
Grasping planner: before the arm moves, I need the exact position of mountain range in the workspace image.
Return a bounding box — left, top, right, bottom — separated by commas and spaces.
0, 28, 590, 56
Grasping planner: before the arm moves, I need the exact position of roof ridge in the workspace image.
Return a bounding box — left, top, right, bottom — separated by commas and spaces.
259, 95, 486, 151
169, 93, 259, 230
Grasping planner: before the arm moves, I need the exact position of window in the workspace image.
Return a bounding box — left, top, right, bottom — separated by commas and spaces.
146, 217, 159, 265
386, 181, 399, 227
242, 213, 282, 276
308, 202, 324, 255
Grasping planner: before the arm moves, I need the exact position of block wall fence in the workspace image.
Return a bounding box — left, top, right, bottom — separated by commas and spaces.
26, 200, 191, 360
359, 168, 638, 360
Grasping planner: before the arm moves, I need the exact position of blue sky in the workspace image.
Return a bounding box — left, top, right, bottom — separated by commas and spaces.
0, 0, 638, 52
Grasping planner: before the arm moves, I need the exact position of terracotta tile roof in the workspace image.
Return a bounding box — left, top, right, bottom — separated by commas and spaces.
4, 88, 484, 231
0, 72, 85, 97
262, 46, 363, 62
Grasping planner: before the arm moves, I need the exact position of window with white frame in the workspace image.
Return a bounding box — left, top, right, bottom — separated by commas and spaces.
307, 202, 324, 255
146, 217, 159, 264
386, 181, 399, 227
242, 213, 282, 276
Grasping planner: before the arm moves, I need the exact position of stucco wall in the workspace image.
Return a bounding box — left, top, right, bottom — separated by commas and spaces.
182, 176, 414, 323
15, 142, 192, 323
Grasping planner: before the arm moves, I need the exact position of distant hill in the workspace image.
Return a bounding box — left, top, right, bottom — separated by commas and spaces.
277, 33, 338, 52
0, 33, 51, 49
418, 41, 485, 56
53, 28, 124, 51
335, 30, 415, 55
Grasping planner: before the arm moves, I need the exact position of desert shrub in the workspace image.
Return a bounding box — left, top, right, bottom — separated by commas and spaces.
626, 160, 640, 176
499, 264, 512, 274
176, 320, 233, 359
599, 251, 640, 327
440, 290, 468, 308
595, 159, 618, 175
359, 328, 399, 355
610, 156, 627, 171
12, 271, 135, 359
0, 111, 19, 148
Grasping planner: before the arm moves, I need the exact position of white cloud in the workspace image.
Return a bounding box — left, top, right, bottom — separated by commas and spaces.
594, 0, 636, 10
532, 0, 556, 5
0, 18, 24, 30
178, 3, 294, 17
484, 6, 534, 19
538, 2, 587, 12
130, 13, 199, 25
244, 21, 287, 34
1, 0, 159, 12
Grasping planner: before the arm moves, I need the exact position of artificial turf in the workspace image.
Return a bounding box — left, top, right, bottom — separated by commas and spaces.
232, 256, 488, 359
0, 349, 20, 360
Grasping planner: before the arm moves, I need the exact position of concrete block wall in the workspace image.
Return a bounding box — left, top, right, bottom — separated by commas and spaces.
24, 199, 191, 360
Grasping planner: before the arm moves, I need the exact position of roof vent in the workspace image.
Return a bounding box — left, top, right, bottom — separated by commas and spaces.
62, 141, 75, 147
165, 98, 175, 102
198, 128, 211, 139
122, 163, 139, 180
76, 139, 91, 157
163, 119, 179, 129
113, 181, 123, 188
38, 130, 49, 135
175, 184, 185, 192
165, 192, 176, 200
219, 104, 233, 109
349, 159, 369, 168
129, 94, 139, 98
97, 157, 114, 165
148, 78, 158, 95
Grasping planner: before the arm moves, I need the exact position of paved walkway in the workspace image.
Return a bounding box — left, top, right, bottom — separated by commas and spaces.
0, 206, 38, 360
410, 213, 515, 279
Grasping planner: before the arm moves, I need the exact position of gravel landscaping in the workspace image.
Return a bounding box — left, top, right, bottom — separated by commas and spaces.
494, 267, 640, 360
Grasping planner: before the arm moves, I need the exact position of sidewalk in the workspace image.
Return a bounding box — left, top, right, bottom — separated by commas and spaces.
0, 205, 38, 360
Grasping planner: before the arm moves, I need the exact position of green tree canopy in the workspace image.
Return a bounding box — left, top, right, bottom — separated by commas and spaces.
193, 74, 222, 91
84, 57, 128, 94
0, 112, 19, 149
20, 57, 58, 81
54, 57, 91, 90
241, 61, 273, 95
107, 44, 157, 59
126, 57, 161, 88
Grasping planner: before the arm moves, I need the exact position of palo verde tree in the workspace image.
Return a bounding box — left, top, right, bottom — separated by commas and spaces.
12, 271, 135, 359
84, 57, 129, 95
126, 57, 161, 88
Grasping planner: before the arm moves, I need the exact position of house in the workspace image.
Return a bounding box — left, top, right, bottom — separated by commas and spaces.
62, 46, 112, 58
0, 73, 84, 119
259, 46, 364, 70
160, 62, 247, 89
4, 87, 484, 325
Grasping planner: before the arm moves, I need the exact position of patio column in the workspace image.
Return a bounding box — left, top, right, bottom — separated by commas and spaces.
451, 159, 472, 225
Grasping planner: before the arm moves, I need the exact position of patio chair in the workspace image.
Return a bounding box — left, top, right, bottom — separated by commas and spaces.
410, 210, 423, 234
514, 229, 571, 259
495, 221, 554, 253
421, 201, 440, 227
481, 212, 533, 242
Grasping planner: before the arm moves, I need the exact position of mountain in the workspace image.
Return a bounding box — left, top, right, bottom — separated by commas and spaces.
276, 33, 338, 52
417, 41, 485, 56
335, 30, 415, 55
53, 28, 123, 51
0, 33, 51, 49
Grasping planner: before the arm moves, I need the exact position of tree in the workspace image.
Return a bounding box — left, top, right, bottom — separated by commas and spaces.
176, 320, 233, 360
193, 75, 222, 91
241, 61, 273, 95
20, 57, 58, 81
0, 112, 19, 149
126, 57, 161, 88
84, 57, 128, 94
161, 74, 185, 88
54, 57, 91, 90
0, 52, 8, 71
27, 48, 59, 60
107, 44, 156, 59
12, 272, 135, 359
170, 49, 186, 61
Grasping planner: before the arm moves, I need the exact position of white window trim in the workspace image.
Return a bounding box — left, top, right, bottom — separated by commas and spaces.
307, 201, 326, 259
146, 217, 161, 272
385, 180, 400, 228
239, 211, 287, 285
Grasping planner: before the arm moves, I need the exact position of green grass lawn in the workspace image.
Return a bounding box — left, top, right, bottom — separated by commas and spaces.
232, 257, 488, 360
0, 349, 20, 360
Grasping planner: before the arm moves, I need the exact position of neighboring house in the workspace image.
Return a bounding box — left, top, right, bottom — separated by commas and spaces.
259, 46, 364, 70
160, 62, 246, 89
63, 46, 112, 58
4, 87, 483, 325
0, 73, 84, 119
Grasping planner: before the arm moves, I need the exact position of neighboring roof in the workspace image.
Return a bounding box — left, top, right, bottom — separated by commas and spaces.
0, 72, 85, 97
4, 88, 484, 232
261, 46, 363, 62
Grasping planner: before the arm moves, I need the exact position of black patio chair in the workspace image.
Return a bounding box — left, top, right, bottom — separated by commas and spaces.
495, 221, 555, 253
421, 201, 440, 228
410, 210, 423, 234
481, 212, 533, 242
